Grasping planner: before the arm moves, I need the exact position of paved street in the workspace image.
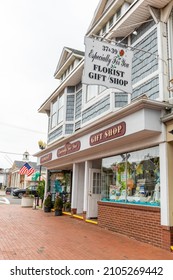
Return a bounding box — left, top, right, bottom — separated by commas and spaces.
0, 199, 173, 260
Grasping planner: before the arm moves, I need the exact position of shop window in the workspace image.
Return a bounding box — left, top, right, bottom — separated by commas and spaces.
48, 171, 71, 204
101, 146, 160, 207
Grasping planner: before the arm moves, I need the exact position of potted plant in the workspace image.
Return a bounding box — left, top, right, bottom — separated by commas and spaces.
64, 201, 71, 212
21, 187, 35, 208
37, 180, 45, 208
44, 192, 52, 212
54, 193, 63, 216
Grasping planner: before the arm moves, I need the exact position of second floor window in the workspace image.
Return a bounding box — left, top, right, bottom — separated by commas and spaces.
50, 94, 64, 129
86, 85, 106, 103
58, 94, 64, 123
86, 85, 97, 102
51, 100, 57, 129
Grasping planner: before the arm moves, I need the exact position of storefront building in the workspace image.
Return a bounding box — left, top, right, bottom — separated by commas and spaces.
35, 0, 173, 250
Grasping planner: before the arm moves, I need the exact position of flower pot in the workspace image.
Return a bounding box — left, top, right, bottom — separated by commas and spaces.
21, 196, 34, 208
55, 209, 62, 216
44, 206, 51, 212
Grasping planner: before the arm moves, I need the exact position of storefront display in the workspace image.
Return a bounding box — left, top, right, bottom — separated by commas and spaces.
48, 171, 71, 203
101, 146, 160, 207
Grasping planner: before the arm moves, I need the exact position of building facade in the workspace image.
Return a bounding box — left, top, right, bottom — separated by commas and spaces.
10, 161, 46, 189
36, 0, 173, 250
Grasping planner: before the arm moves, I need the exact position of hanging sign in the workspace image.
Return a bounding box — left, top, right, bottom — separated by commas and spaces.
82, 37, 133, 93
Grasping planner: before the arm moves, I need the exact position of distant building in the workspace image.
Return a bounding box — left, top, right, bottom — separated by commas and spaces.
10, 161, 46, 189
0, 168, 11, 189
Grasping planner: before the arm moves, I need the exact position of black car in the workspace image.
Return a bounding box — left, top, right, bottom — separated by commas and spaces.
5, 187, 17, 195
12, 186, 38, 198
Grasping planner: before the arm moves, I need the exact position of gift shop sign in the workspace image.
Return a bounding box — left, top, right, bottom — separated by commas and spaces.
57, 141, 81, 157
82, 37, 133, 93
90, 122, 126, 146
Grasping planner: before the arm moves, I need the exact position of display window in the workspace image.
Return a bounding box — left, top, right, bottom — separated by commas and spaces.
101, 146, 160, 206
48, 171, 71, 204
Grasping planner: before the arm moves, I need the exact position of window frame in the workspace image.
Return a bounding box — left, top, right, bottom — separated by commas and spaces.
50, 93, 64, 129
101, 146, 160, 207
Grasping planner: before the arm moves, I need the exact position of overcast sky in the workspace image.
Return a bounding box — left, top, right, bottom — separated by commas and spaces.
0, 0, 99, 169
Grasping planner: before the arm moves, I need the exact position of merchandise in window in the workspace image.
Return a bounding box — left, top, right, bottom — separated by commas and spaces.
101, 146, 160, 207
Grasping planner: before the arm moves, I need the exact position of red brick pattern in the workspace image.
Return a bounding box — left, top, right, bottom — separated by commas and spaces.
0, 204, 173, 260
98, 201, 173, 250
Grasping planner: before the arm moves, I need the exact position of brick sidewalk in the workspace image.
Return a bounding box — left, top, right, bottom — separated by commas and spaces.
0, 204, 173, 260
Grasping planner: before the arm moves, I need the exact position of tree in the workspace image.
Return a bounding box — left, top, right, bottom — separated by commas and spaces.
37, 180, 45, 207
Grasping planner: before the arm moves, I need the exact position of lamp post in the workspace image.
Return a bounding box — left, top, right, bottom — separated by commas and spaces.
35, 140, 46, 208
38, 140, 46, 180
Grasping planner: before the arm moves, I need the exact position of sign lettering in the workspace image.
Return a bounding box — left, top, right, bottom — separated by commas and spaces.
82, 37, 133, 93
90, 122, 126, 146
57, 141, 81, 157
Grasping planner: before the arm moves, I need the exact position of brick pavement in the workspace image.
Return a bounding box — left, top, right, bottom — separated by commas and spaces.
0, 203, 173, 260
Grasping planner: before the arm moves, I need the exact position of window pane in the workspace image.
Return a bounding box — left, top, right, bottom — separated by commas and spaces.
52, 100, 57, 114
58, 107, 63, 123
101, 146, 160, 206
59, 94, 64, 108
86, 85, 97, 102
51, 100, 57, 128
51, 113, 57, 128
98, 85, 106, 94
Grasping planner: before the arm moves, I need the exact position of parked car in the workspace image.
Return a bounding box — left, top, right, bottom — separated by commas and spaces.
5, 187, 17, 195
12, 185, 38, 198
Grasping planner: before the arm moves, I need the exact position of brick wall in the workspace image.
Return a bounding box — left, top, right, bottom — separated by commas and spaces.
97, 201, 172, 250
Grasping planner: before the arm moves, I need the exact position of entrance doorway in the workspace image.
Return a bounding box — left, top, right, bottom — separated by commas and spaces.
88, 168, 101, 218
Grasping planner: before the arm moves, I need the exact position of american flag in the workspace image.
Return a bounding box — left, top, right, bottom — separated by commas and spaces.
19, 162, 35, 176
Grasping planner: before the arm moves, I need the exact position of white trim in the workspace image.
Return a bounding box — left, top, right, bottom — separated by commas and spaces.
160, 142, 169, 226
71, 163, 78, 209
157, 21, 169, 101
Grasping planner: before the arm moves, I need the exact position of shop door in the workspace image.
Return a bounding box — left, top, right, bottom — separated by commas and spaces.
88, 169, 101, 218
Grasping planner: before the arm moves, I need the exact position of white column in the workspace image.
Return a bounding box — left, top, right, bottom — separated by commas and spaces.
17, 173, 20, 188
83, 161, 92, 212
44, 170, 49, 199
160, 142, 169, 226
71, 163, 79, 210
24, 175, 27, 188
157, 21, 169, 101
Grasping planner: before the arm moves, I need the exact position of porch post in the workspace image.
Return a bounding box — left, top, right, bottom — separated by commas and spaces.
160, 142, 169, 226
83, 161, 92, 219
71, 163, 78, 214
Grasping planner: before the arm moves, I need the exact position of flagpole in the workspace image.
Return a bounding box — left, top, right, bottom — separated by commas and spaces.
24, 174, 27, 189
